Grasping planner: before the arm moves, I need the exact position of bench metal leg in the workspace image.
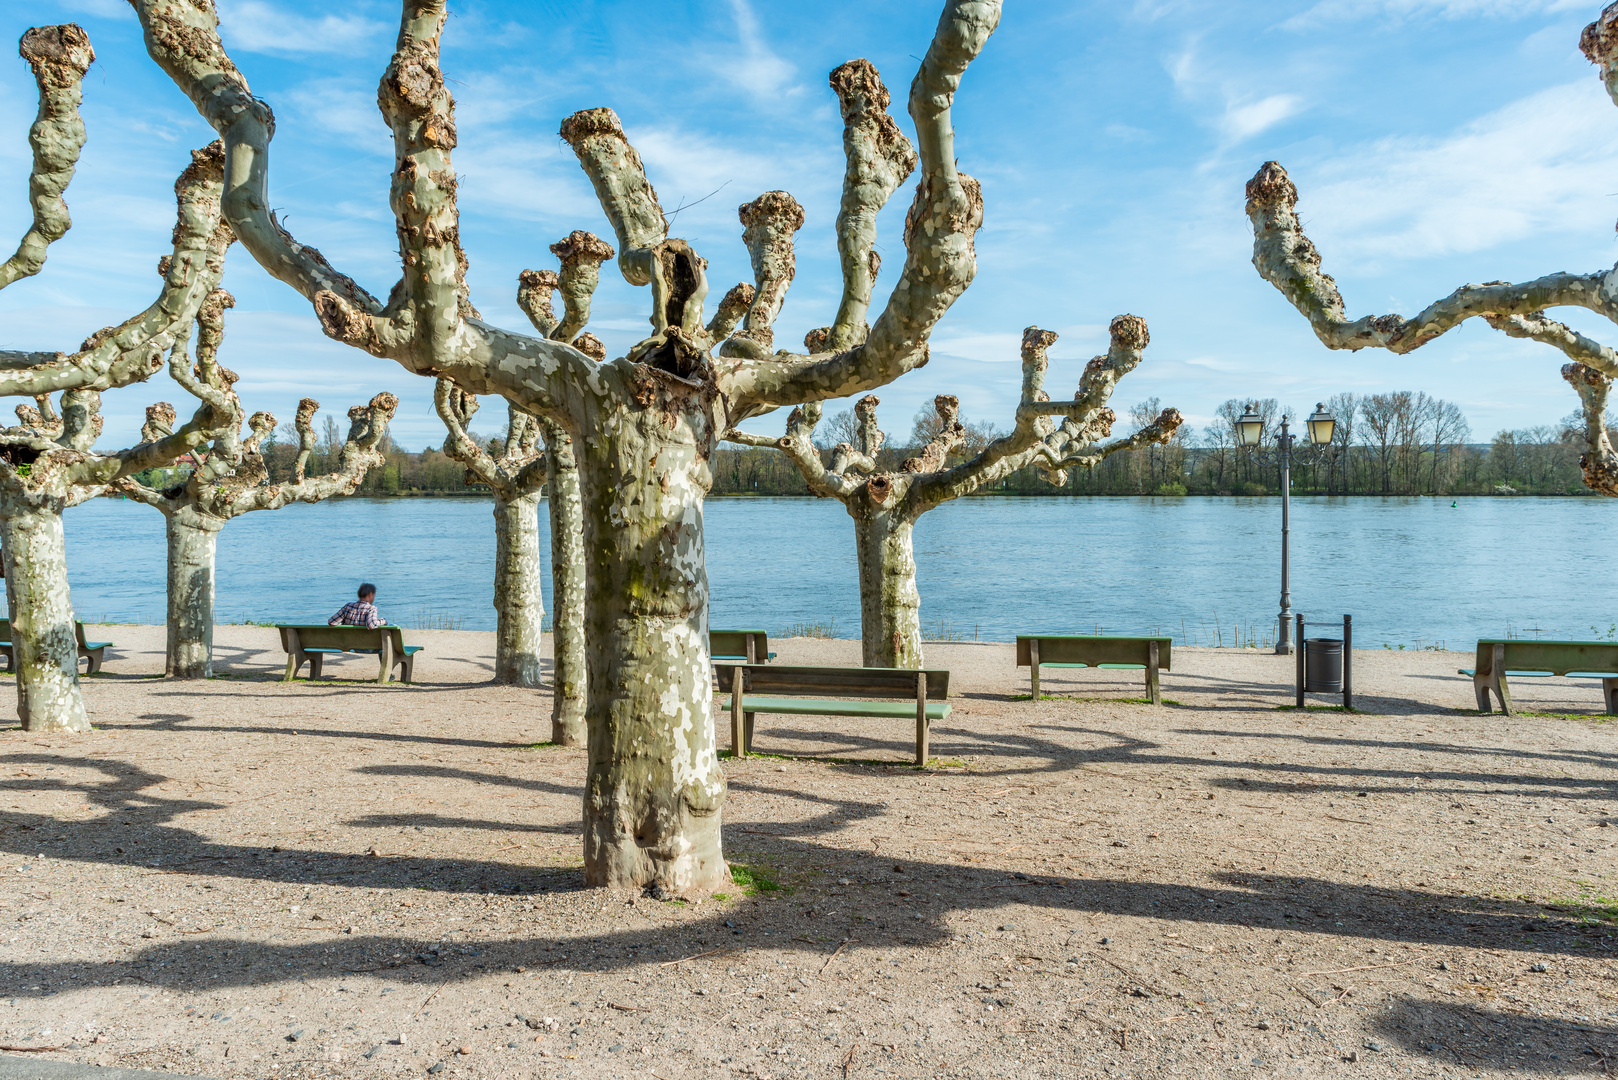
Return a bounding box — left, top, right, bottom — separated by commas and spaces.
743, 711, 755, 756
915, 672, 929, 766
1146, 641, 1161, 706
1029, 639, 1040, 699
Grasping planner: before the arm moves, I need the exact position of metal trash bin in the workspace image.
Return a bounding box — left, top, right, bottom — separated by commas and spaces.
1303, 637, 1343, 693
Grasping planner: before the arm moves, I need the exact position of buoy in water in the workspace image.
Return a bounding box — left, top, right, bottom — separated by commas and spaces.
1451, 500, 1458, 508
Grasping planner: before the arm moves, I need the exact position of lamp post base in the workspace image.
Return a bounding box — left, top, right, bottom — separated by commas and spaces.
1276, 611, 1293, 655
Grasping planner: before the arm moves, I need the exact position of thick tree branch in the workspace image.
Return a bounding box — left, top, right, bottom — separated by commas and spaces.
728, 192, 804, 353
550, 231, 615, 344
900, 395, 964, 473
0, 143, 233, 397
819, 59, 917, 352
725, 0, 999, 413
132, 0, 594, 414
1246, 161, 1614, 353
1, 25, 94, 290
232, 393, 397, 513
517, 269, 560, 337
706, 283, 755, 342
559, 108, 707, 338
1483, 310, 1618, 375
1562, 361, 1618, 494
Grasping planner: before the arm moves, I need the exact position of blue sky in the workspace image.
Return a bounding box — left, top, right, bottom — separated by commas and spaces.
0, 0, 1614, 450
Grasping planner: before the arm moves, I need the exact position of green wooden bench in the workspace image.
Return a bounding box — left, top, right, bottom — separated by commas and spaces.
1015, 634, 1172, 705
1461, 639, 1618, 716
716, 663, 950, 766
275, 624, 422, 685
710, 629, 776, 663
0, 618, 113, 674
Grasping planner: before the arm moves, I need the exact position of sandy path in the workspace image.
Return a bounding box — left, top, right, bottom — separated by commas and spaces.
0, 627, 1612, 1079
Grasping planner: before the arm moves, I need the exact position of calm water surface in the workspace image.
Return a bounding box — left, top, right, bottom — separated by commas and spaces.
62, 495, 1612, 648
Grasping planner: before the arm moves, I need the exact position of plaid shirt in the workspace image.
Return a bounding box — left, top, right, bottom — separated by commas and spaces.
329, 600, 384, 629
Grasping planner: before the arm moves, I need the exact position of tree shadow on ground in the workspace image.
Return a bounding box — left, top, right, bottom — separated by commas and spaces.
1369, 996, 1613, 1074
93, 712, 541, 753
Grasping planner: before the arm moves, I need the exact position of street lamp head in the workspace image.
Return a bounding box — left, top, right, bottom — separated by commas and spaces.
1235, 403, 1265, 447
1305, 402, 1335, 445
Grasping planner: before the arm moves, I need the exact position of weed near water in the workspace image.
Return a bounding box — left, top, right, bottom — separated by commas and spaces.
411, 606, 465, 631
783, 619, 837, 638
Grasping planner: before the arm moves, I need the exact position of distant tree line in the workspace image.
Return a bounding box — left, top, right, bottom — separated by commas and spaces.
137, 391, 1598, 499
710, 391, 1608, 497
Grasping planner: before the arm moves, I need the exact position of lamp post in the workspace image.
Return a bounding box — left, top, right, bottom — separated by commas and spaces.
1234, 402, 1336, 654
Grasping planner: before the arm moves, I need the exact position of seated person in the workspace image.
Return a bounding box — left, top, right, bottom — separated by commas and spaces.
329, 583, 385, 630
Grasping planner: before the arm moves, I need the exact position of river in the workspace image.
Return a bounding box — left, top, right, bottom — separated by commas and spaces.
62, 495, 1613, 649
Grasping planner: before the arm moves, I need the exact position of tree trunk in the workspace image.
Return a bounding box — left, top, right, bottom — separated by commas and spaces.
492, 491, 546, 688
853, 507, 923, 670
0, 500, 87, 732
574, 398, 727, 896
166, 508, 224, 679
544, 439, 586, 746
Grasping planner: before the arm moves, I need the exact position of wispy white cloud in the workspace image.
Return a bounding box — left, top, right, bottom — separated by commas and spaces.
1281, 0, 1587, 30
715, 0, 803, 102
1298, 79, 1618, 263
1168, 46, 1307, 145
217, 1, 388, 59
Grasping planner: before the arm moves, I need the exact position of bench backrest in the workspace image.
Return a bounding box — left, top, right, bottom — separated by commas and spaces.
0, 618, 89, 645
710, 629, 770, 661
278, 624, 407, 652
721, 663, 949, 700
1015, 635, 1171, 669
1474, 639, 1618, 676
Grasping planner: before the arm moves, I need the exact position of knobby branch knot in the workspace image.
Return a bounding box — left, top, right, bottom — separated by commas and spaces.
1244, 161, 1297, 211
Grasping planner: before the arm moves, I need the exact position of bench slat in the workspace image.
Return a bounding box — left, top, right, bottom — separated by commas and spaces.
722, 696, 950, 720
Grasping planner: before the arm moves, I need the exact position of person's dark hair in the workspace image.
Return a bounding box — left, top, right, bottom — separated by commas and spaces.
358, 583, 377, 600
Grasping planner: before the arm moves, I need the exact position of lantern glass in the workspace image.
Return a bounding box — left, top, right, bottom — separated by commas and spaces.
1305, 403, 1335, 445
1235, 406, 1264, 448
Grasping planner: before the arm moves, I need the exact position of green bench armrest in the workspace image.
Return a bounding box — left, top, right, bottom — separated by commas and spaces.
1458, 669, 1554, 677
722, 696, 951, 721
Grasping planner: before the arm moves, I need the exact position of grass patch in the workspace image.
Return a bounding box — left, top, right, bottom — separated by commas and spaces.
720, 748, 962, 771
512, 741, 570, 751
1542, 896, 1618, 923
728, 863, 783, 896
1276, 704, 1358, 713
1519, 710, 1612, 722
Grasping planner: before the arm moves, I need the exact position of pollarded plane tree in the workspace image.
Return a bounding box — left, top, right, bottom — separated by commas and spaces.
1246, 5, 1618, 496
134, 0, 999, 894
0, 366, 233, 732
436, 381, 589, 746
114, 288, 397, 680
727, 319, 1182, 669
0, 24, 238, 733
432, 229, 614, 737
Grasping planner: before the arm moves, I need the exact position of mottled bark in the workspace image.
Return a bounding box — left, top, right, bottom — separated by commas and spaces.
133, 0, 1001, 893
3, 25, 94, 290
854, 512, 920, 669
491, 492, 545, 687
541, 418, 586, 747
1243, 4, 1618, 496
165, 508, 221, 678
0, 502, 83, 732
728, 319, 1181, 668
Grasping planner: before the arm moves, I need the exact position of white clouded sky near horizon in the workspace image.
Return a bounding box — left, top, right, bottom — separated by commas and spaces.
1, 0, 1616, 450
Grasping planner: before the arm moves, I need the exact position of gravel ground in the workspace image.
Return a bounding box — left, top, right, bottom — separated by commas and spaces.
0, 626, 1613, 1080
